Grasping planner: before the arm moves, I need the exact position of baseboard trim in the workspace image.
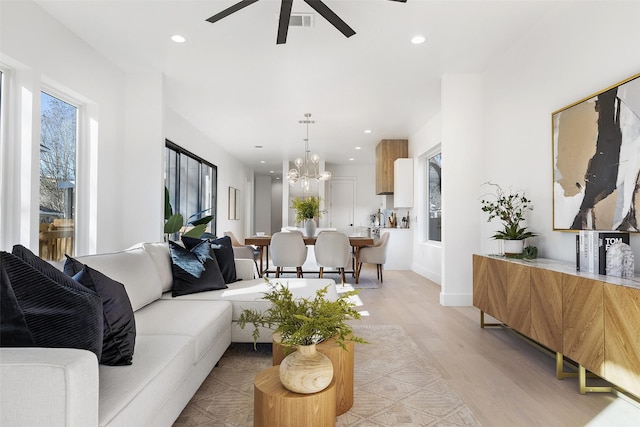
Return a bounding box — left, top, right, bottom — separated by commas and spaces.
439, 292, 473, 306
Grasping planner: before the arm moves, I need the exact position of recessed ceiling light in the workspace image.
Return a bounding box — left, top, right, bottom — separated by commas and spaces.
269, 170, 275, 174
355, 146, 361, 150
349, 158, 355, 161
411, 35, 426, 45
260, 160, 266, 164
254, 145, 263, 149
364, 129, 372, 134
171, 34, 186, 43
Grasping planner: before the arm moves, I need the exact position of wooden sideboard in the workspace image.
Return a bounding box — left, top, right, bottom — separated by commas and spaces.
473, 254, 640, 398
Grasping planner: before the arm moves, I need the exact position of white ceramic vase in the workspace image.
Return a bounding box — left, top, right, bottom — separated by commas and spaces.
304, 218, 316, 237
279, 343, 334, 394
503, 239, 524, 256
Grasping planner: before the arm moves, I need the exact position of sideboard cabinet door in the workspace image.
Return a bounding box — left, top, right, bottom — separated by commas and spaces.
486, 257, 507, 323
562, 276, 604, 376
530, 267, 563, 352
506, 263, 531, 336
604, 283, 640, 396
472, 255, 489, 313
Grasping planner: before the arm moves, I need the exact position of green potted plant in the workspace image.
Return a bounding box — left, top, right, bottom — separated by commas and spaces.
164, 187, 214, 241
238, 280, 366, 394
238, 280, 365, 349
480, 182, 536, 257
291, 196, 322, 236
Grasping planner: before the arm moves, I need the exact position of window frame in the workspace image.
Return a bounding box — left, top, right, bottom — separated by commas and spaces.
425, 149, 442, 243
38, 88, 81, 259
165, 139, 217, 237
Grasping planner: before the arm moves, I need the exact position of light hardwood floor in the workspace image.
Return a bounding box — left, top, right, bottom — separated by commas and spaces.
350, 265, 640, 427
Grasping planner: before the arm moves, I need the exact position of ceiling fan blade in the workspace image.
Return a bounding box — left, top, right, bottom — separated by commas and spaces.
387, 0, 408, 3
206, 0, 260, 24
277, 0, 294, 44
303, 0, 356, 38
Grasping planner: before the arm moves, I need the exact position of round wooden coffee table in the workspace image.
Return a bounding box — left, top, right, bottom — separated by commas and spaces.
254, 365, 336, 427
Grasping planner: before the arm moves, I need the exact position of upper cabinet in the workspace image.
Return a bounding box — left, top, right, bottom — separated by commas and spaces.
394, 158, 413, 207
375, 139, 408, 195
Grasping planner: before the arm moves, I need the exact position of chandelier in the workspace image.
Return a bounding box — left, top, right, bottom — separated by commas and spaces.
287, 113, 332, 190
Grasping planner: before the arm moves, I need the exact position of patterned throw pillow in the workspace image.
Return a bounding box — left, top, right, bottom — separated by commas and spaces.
3, 249, 103, 359
0, 262, 34, 347
168, 240, 227, 297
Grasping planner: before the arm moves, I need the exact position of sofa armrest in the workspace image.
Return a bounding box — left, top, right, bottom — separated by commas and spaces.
234, 258, 257, 280
0, 348, 99, 427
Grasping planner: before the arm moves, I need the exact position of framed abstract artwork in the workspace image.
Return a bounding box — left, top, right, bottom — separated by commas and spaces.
552, 73, 640, 231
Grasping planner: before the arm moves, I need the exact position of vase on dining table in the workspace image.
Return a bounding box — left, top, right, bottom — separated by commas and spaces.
304, 218, 316, 237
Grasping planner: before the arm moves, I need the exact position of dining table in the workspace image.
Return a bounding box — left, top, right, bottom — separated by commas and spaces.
245, 235, 374, 284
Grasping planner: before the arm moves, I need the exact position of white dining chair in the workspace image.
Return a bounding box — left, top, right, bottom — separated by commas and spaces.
270, 231, 308, 278
314, 231, 352, 285
357, 232, 390, 283
224, 231, 260, 271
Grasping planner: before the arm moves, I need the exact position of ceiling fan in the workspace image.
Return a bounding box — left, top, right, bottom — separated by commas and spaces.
206, 0, 407, 44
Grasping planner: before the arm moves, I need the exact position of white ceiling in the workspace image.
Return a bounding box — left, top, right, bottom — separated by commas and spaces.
34, 0, 559, 177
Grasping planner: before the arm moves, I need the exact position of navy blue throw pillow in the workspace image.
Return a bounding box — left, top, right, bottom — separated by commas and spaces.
182, 235, 239, 284
0, 261, 34, 347
210, 236, 239, 284
66, 256, 136, 366
168, 240, 227, 297
1, 251, 103, 359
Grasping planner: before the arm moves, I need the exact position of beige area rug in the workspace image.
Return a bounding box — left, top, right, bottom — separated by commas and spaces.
174, 325, 481, 426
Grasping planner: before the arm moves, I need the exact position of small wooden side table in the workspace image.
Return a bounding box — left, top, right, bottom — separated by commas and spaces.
254, 366, 336, 427
272, 336, 354, 415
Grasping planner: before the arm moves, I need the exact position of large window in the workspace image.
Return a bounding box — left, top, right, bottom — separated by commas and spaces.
165, 140, 217, 237
427, 152, 442, 242
39, 91, 78, 260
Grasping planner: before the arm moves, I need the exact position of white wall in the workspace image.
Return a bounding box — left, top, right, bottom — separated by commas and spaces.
270, 178, 282, 234
440, 75, 483, 306
255, 175, 273, 234
481, 1, 640, 267
121, 73, 164, 248
409, 113, 442, 284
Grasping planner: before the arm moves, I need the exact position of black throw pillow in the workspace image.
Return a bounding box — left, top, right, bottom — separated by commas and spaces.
1, 251, 103, 359
168, 240, 227, 297
65, 256, 136, 366
182, 235, 239, 284
0, 262, 34, 347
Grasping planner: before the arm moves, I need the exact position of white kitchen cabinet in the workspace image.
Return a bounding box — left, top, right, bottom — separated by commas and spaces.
378, 228, 413, 270
394, 158, 414, 208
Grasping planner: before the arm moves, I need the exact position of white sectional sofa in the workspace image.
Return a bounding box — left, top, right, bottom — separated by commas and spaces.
0, 242, 337, 427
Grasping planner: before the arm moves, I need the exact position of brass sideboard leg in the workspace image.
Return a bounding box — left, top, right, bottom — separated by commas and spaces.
556, 352, 578, 379
480, 311, 501, 328
578, 364, 612, 394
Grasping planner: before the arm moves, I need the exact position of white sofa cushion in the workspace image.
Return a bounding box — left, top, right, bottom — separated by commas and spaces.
0, 348, 98, 427
162, 278, 338, 321
136, 242, 174, 292
134, 299, 232, 363
74, 247, 162, 311
98, 335, 194, 427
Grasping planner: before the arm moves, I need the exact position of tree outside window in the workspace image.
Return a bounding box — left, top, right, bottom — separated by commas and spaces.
39, 92, 77, 260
